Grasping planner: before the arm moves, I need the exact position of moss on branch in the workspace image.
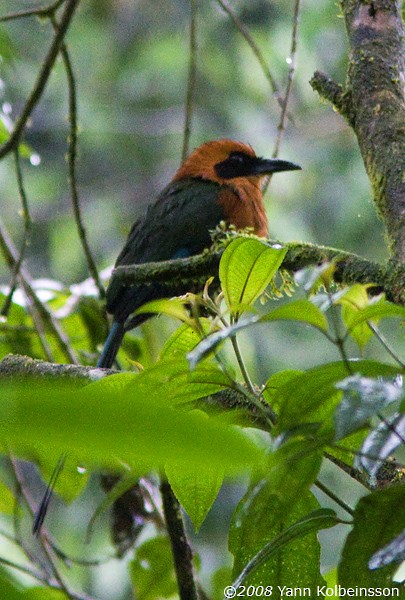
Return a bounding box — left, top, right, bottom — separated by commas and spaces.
311, 0, 405, 262
108, 239, 396, 300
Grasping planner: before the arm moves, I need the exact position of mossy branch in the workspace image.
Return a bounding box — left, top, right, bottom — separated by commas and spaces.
109, 239, 405, 302
311, 0, 405, 262
0, 354, 112, 382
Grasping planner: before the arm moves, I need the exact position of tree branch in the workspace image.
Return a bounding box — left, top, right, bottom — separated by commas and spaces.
181, 0, 197, 161
0, 0, 81, 159
108, 239, 399, 298
0, 354, 111, 381
311, 0, 405, 262
52, 15, 105, 300
0, 0, 65, 22
160, 479, 199, 600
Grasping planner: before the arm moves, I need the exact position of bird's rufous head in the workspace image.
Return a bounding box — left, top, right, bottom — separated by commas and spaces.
172, 139, 301, 185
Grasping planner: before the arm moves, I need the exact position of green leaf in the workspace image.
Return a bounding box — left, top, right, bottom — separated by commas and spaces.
339, 486, 405, 590
267, 438, 324, 504
342, 295, 405, 334
261, 298, 328, 331
0, 570, 23, 600
120, 357, 232, 405
338, 285, 375, 349
219, 238, 287, 316
23, 589, 68, 599
263, 369, 303, 408
334, 376, 403, 440
134, 297, 193, 325
0, 28, 16, 63
0, 379, 263, 477
165, 459, 223, 532
160, 318, 214, 360
211, 566, 233, 600
360, 413, 405, 481
187, 299, 327, 368
0, 481, 15, 514
230, 488, 327, 592
275, 361, 401, 436
231, 508, 337, 590
130, 536, 177, 600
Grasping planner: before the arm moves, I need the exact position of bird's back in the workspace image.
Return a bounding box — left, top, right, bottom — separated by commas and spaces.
106, 177, 226, 323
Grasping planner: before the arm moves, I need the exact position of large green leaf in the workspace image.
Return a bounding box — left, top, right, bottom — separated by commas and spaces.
339, 486, 405, 591
130, 536, 177, 600
219, 238, 287, 316
231, 508, 337, 591
0, 378, 263, 476
229, 488, 327, 594
165, 459, 223, 532
0, 481, 14, 514
0, 571, 22, 600
124, 357, 233, 405
275, 361, 401, 436
261, 298, 328, 330
23, 589, 68, 599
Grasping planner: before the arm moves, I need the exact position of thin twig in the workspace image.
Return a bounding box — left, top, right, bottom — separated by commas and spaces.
314, 479, 354, 517
216, 0, 282, 100
0, 0, 81, 159
272, 0, 301, 159
8, 457, 88, 600
1, 148, 33, 317
367, 322, 405, 368
229, 333, 256, 396
223, 315, 257, 396
160, 479, 199, 600
0, 554, 98, 600
0, 220, 78, 363
51, 16, 105, 300
264, 0, 301, 195
182, 0, 197, 161
324, 451, 371, 488
0, 555, 47, 584
0, 0, 65, 22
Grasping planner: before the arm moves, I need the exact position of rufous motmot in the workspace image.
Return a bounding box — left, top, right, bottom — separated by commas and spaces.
97, 139, 301, 368
33, 139, 300, 535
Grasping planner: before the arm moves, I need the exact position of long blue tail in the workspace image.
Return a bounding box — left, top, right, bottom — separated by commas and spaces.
97, 321, 125, 368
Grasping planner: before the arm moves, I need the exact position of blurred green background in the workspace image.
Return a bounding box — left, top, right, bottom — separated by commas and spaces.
0, 1, 397, 599
0, 0, 387, 287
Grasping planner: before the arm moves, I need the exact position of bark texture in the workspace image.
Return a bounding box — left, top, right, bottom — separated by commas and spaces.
311, 0, 405, 262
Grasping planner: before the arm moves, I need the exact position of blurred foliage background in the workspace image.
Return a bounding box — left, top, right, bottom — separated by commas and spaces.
0, 1, 398, 599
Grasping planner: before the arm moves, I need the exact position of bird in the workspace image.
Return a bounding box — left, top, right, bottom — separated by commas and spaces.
32, 139, 300, 537
97, 139, 301, 369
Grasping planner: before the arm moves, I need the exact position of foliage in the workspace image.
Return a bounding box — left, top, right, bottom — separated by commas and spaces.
0, 1, 404, 600
1, 237, 405, 597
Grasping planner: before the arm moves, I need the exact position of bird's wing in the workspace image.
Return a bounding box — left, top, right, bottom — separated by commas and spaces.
115, 178, 225, 265
106, 178, 226, 320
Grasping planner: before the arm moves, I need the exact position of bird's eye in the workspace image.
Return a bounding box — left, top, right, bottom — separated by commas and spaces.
228, 153, 245, 163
